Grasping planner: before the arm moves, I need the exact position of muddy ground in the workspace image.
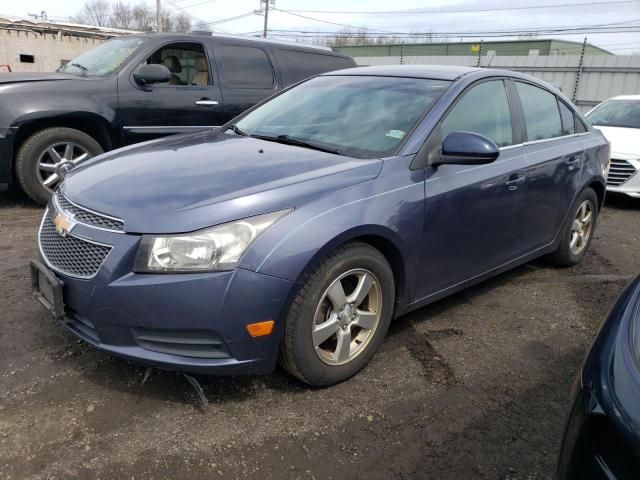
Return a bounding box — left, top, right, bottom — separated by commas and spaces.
1, 190, 639, 480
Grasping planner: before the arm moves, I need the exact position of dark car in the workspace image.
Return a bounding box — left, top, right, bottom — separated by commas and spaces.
0, 32, 355, 203
557, 275, 640, 479
30, 65, 610, 387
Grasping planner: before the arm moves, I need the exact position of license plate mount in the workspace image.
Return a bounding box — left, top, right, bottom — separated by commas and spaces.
29, 260, 65, 319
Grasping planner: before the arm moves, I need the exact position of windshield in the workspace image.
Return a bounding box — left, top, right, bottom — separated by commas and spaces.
234, 75, 451, 158
58, 36, 146, 77
587, 99, 640, 129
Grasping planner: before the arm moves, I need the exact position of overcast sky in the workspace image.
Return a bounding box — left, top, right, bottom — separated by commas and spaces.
2, 0, 639, 53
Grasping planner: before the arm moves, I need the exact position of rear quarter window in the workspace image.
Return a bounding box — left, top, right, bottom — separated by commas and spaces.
218, 45, 275, 89
276, 49, 355, 83
558, 100, 576, 135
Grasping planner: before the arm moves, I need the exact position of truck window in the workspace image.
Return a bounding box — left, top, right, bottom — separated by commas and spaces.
276, 49, 355, 83
135, 42, 211, 86
218, 45, 275, 89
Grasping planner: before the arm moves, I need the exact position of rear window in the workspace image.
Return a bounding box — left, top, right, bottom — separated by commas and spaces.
516, 82, 563, 141
276, 49, 355, 83
218, 45, 274, 89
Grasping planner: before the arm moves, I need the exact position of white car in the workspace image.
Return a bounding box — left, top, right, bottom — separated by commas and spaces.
586, 95, 640, 198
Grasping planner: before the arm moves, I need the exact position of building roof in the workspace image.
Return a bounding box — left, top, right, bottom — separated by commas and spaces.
0, 14, 140, 38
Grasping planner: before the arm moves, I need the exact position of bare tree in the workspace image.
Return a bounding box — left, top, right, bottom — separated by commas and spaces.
79, 0, 112, 27
72, 0, 192, 32
110, 1, 134, 29
131, 3, 153, 31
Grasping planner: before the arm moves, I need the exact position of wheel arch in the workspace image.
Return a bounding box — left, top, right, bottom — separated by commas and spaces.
12, 112, 114, 164
587, 179, 606, 210
288, 225, 408, 316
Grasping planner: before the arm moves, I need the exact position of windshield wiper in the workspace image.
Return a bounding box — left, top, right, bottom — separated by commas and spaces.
253, 134, 343, 155
71, 62, 88, 71
226, 124, 249, 136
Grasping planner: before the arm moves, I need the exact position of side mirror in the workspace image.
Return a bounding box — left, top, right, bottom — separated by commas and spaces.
133, 64, 171, 87
434, 131, 500, 166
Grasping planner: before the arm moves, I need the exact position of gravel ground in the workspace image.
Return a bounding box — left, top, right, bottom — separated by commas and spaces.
1, 190, 639, 480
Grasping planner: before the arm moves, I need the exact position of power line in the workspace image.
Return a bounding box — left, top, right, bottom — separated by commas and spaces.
283, 0, 640, 15
273, 8, 396, 34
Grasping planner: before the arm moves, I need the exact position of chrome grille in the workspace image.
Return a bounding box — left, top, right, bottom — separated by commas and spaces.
39, 214, 112, 278
55, 192, 124, 232
607, 158, 637, 187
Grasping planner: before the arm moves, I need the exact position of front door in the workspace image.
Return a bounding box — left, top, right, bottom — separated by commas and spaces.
118, 41, 225, 144
415, 79, 529, 300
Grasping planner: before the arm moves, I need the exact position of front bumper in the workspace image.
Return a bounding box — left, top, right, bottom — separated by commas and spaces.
0, 127, 16, 190
35, 216, 295, 375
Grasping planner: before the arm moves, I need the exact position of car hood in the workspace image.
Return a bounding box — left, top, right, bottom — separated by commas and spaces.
593, 126, 640, 157
0, 72, 77, 85
62, 131, 383, 234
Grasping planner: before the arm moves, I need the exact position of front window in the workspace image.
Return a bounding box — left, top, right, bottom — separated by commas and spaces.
58, 36, 146, 77
587, 100, 640, 129
234, 75, 451, 158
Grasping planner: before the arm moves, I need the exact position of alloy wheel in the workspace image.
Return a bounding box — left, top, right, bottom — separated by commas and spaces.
37, 142, 91, 191
312, 268, 382, 366
570, 199, 594, 256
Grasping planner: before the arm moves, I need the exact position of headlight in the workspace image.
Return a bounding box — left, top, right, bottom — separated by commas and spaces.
134, 210, 290, 273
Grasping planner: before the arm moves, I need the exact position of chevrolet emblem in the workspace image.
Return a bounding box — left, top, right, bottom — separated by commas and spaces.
53, 212, 75, 237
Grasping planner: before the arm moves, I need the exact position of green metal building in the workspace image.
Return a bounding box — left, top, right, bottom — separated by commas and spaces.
334, 39, 611, 57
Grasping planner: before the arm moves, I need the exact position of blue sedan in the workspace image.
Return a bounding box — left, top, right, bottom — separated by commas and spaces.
30, 66, 610, 386
557, 275, 640, 478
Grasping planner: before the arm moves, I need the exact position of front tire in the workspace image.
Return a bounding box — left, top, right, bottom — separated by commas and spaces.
547, 187, 599, 267
280, 242, 395, 387
15, 127, 103, 204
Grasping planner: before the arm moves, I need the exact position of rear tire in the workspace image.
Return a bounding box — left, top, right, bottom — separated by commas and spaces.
280, 242, 395, 387
547, 187, 599, 267
15, 127, 103, 204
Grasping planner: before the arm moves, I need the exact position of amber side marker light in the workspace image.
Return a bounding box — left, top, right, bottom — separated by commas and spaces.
246, 320, 275, 337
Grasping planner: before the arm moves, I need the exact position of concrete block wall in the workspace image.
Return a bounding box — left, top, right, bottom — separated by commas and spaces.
0, 29, 105, 72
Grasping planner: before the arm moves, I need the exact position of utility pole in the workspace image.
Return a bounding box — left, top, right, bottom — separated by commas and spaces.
262, 0, 274, 38
156, 0, 162, 32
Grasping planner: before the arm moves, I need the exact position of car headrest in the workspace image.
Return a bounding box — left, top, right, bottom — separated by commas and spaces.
162, 55, 182, 73
194, 55, 208, 72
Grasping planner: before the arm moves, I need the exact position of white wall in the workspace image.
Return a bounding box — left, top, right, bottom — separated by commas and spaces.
0, 29, 106, 72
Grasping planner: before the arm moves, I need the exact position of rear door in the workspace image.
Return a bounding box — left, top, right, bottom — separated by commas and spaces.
212, 43, 279, 120
118, 41, 225, 144
512, 81, 583, 250
416, 78, 530, 299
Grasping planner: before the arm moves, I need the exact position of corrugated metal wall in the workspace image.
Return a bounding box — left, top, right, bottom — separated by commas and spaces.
353, 55, 640, 112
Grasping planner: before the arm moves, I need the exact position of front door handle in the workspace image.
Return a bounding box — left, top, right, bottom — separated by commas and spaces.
505, 173, 526, 191
195, 99, 219, 106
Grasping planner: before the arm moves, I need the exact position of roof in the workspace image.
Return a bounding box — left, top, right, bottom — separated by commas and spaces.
145, 31, 333, 52
0, 14, 138, 36
322, 65, 482, 80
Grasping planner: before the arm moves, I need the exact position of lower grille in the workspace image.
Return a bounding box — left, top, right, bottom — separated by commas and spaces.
132, 328, 231, 359
607, 158, 637, 187
39, 214, 112, 278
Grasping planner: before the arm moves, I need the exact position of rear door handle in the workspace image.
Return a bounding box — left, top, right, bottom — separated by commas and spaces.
566, 155, 582, 170
195, 99, 219, 106
505, 173, 526, 191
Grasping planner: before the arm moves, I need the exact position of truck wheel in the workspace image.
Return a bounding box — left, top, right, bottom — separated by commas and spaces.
15, 127, 103, 204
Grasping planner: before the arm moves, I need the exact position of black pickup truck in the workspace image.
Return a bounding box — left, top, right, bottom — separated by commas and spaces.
0, 32, 355, 203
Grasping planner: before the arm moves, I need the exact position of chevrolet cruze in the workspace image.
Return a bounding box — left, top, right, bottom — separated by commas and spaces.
31, 66, 610, 386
